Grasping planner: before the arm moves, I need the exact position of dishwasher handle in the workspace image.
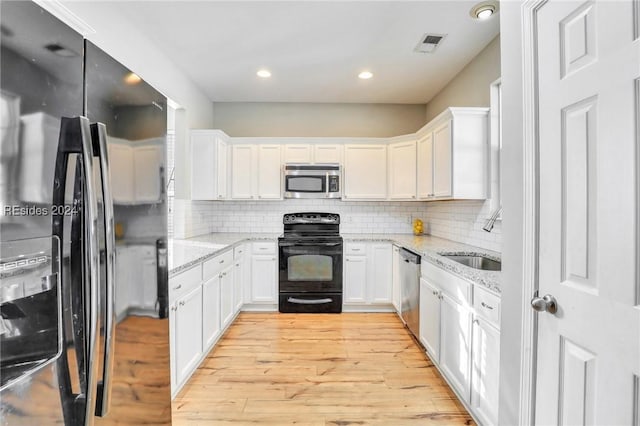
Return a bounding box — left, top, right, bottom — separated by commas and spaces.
399, 248, 421, 264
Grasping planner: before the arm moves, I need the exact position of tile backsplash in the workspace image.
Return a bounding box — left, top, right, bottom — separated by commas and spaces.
173, 199, 501, 252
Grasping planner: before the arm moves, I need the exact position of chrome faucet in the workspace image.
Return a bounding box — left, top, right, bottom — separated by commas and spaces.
483, 207, 502, 232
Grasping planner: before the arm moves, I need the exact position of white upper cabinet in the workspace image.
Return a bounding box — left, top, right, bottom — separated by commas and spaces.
313, 144, 343, 164
108, 143, 135, 204
420, 108, 489, 200
388, 140, 417, 200
343, 145, 387, 200
283, 144, 312, 163
257, 145, 282, 199
231, 145, 256, 199
134, 145, 163, 203
417, 132, 434, 199
190, 130, 228, 200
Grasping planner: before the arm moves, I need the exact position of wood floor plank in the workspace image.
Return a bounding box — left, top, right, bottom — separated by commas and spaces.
172, 312, 475, 425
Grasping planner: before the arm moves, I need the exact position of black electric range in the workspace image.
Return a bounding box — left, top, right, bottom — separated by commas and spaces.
278, 213, 343, 313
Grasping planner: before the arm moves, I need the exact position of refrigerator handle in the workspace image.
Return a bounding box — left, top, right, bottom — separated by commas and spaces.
91, 123, 116, 417
51, 116, 101, 425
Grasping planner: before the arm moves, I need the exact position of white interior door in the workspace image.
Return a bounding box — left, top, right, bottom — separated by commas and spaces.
534, 2, 640, 425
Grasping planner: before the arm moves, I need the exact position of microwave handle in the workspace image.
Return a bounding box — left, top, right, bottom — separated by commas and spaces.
325, 172, 329, 197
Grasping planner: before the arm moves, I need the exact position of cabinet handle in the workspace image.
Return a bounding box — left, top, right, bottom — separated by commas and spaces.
272, 257, 276, 261
352, 248, 361, 251
219, 259, 225, 264
173, 284, 182, 290
432, 290, 438, 296
235, 263, 240, 267
346, 259, 350, 262
219, 273, 223, 278
473, 319, 479, 325
179, 301, 185, 306
411, 195, 416, 199
218, 195, 223, 199
481, 302, 494, 310
171, 306, 177, 312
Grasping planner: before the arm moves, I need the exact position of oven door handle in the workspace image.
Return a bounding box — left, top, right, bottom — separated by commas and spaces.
287, 297, 334, 305
279, 242, 342, 247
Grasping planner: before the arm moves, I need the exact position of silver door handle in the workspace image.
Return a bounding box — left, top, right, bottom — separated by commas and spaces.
480, 302, 494, 310
91, 122, 115, 417
531, 294, 558, 314
173, 284, 182, 290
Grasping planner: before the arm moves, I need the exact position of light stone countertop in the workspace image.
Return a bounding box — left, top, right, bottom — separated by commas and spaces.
169, 232, 501, 295
342, 233, 501, 295
169, 233, 278, 277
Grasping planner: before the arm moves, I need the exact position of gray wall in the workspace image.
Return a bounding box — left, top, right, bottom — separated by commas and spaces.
498, 6, 524, 426
212, 102, 427, 137
425, 35, 501, 122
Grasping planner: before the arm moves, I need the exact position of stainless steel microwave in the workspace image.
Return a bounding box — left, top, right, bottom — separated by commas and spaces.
283, 163, 342, 199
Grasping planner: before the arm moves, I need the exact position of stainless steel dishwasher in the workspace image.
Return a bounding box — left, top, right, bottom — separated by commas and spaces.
399, 248, 421, 338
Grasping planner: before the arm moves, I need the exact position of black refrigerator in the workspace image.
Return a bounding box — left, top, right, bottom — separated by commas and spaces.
0, 2, 171, 424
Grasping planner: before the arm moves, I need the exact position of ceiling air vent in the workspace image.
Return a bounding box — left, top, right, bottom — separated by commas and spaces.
414, 33, 447, 54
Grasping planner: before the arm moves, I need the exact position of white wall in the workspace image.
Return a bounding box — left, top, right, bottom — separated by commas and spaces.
212, 102, 427, 137
498, 4, 525, 426
425, 35, 501, 122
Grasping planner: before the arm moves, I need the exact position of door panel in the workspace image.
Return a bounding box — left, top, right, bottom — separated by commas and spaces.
534, 2, 640, 424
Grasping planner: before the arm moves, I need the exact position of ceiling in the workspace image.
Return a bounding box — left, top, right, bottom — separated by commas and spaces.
112, 1, 499, 104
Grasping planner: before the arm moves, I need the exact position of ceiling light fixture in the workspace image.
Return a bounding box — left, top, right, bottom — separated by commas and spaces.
124, 72, 142, 85
358, 71, 373, 80
470, 1, 498, 20
257, 69, 271, 78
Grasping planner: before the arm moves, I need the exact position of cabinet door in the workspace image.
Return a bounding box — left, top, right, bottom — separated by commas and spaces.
220, 265, 234, 328
389, 141, 417, 200
417, 132, 434, 199
108, 143, 135, 203
216, 137, 228, 199
283, 144, 312, 163
175, 286, 203, 386
419, 278, 441, 362
133, 145, 162, 203
313, 144, 343, 164
115, 246, 133, 319
190, 131, 216, 200
343, 145, 387, 199
344, 255, 367, 304
202, 276, 220, 350
391, 246, 401, 312
471, 318, 500, 426
231, 145, 256, 199
368, 243, 392, 303
233, 258, 244, 313
169, 301, 177, 391
257, 145, 282, 199
250, 255, 277, 302
439, 292, 472, 401
140, 256, 157, 310
433, 120, 452, 198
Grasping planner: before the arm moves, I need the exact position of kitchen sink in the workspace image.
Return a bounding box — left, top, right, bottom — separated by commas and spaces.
441, 254, 501, 271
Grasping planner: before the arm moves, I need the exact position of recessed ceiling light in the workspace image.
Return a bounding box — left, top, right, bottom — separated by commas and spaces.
358, 71, 373, 80
470, 1, 498, 20
124, 72, 142, 85
257, 69, 272, 78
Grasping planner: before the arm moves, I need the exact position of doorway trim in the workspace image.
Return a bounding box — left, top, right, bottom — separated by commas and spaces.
519, 1, 547, 424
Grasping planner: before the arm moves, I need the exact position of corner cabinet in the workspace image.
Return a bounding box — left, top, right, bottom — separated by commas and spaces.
388, 139, 417, 200
191, 130, 228, 200
417, 108, 489, 200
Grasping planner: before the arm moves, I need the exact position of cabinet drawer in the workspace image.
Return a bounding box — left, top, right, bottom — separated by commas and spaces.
234, 244, 247, 259
253, 242, 276, 255
421, 261, 471, 306
170, 265, 201, 303
345, 242, 366, 255
473, 286, 501, 327
203, 250, 234, 280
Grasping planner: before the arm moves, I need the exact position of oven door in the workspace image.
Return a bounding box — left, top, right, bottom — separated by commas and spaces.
278, 240, 342, 293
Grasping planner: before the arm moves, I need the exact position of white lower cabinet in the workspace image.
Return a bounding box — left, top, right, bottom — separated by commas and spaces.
391, 245, 402, 312
172, 285, 203, 389
344, 255, 367, 303
220, 265, 235, 328
419, 278, 440, 362
249, 242, 278, 304
471, 317, 500, 426
439, 292, 473, 400
202, 275, 221, 350
419, 261, 501, 425
343, 242, 392, 308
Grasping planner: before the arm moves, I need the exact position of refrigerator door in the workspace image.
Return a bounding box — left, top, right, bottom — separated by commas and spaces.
84, 41, 171, 425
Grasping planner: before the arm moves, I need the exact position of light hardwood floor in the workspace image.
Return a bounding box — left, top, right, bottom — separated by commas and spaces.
172, 312, 475, 425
